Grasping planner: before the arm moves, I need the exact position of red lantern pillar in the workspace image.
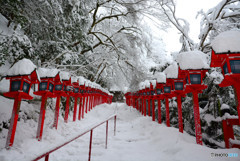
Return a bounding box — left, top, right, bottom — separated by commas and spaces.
36, 95, 47, 141
192, 91, 203, 145
53, 95, 61, 129
177, 95, 183, 133
78, 97, 82, 120
5, 97, 21, 148
152, 99, 155, 121
157, 99, 161, 124
165, 98, 170, 127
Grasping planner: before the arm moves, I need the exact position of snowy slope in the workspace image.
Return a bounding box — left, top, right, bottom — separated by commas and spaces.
0, 100, 239, 161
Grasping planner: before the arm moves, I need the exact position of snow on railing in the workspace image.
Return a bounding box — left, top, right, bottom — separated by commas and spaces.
32, 114, 117, 161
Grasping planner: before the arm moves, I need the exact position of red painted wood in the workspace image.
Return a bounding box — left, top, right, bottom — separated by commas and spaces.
5, 97, 21, 149
157, 99, 161, 124
78, 97, 82, 120
192, 91, 203, 145
36, 95, 47, 141
73, 97, 78, 122
165, 98, 170, 127
177, 95, 183, 133
152, 99, 155, 121
53, 96, 61, 129
64, 96, 70, 123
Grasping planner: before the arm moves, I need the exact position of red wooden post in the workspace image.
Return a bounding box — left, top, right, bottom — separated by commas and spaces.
222, 120, 234, 148
177, 95, 183, 133
82, 96, 85, 118
5, 97, 21, 148
192, 91, 203, 145
64, 96, 70, 123
53, 96, 61, 129
105, 121, 108, 149
148, 99, 151, 116
144, 98, 147, 116
88, 130, 93, 161
36, 95, 47, 141
165, 98, 170, 127
73, 97, 78, 122
85, 95, 89, 113
152, 99, 155, 121
78, 97, 82, 120
157, 99, 161, 124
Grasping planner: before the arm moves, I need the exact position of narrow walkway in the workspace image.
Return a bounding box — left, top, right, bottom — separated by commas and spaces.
44, 103, 240, 161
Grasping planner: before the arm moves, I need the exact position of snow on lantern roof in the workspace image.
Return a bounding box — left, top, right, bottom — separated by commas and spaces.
78, 76, 85, 85
37, 67, 59, 78
71, 76, 78, 83
154, 72, 166, 83
211, 30, 240, 53
177, 50, 210, 70
164, 62, 178, 79
60, 71, 71, 81
6, 58, 37, 77
144, 80, 150, 88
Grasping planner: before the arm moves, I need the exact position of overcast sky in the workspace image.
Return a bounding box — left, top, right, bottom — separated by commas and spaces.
164, 0, 221, 53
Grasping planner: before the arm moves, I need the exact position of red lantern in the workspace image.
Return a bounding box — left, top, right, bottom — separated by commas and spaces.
3, 59, 39, 149
177, 51, 209, 145
34, 68, 59, 141
210, 30, 240, 148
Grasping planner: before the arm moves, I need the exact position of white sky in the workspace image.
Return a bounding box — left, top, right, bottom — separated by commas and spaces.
163, 0, 221, 53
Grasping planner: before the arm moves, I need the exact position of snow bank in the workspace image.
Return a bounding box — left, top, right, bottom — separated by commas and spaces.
177, 50, 210, 70
164, 62, 178, 79
154, 72, 166, 83
6, 58, 37, 76
37, 68, 59, 78
211, 30, 240, 53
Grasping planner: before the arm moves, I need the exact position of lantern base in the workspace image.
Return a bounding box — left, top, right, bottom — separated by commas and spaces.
3, 91, 33, 100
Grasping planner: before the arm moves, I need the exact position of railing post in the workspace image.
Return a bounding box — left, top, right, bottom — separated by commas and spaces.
114, 116, 117, 136
45, 154, 49, 161
105, 121, 108, 149
88, 130, 93, 161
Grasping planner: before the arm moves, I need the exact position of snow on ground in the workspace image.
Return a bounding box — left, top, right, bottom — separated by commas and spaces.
0, 98, 239, 161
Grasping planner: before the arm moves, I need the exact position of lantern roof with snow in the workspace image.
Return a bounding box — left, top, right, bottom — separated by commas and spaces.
211, 30, 240, 54
177, 50, 210, 70
164, 62, 178, 79
154, 72, 166, 83
6, 58, 39, 83
37, 68, 59, 79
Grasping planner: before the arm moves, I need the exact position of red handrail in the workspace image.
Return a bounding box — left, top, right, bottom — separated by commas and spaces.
32, 114, 117, 161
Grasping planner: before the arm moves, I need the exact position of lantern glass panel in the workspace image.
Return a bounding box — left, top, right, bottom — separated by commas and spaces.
151, 91, 155, 95
190, 74, 201, 84
156, 89, 161, 95
74, 87, 79, 93
147, 92, 150, 95
49, 83, 54, 92
164, 86, 171, 93
223, 63, 229, 74
186, 76, 189, 84
65, 85, 72, 92
230, 60, 240, 73
55, 84, 62, 91
39, 82, 48, 91
22, 81, 30, 93
10, 81, 21, 92
143, 92, 146, 96
175, 82, 183, 90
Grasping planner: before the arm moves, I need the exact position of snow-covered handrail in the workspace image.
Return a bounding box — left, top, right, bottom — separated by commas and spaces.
32, 114, 117, 161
